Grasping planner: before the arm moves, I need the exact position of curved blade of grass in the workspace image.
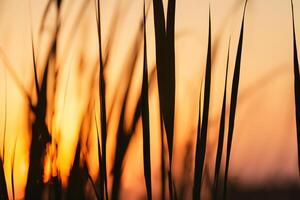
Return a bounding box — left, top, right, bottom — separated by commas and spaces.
141, 0, 152, 199
106, 3, 151, 126
223, 1, 248, 199
96, 0, 108, 199
291, 0, 300, 175
111, 67, 156, 200
111, 78, 143, 199
30, 31, 40, 97
193, 8, 211, 200
110, 35, 142, 200
109, 21, 156, 199
213, 38, 231, 200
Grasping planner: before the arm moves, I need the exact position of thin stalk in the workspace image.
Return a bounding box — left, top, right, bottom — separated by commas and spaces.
95, 109, 103, 199
193, 8, 212, 200
213, 38, 231, 200
11, 137, 17, 200
96, 0, 108, 199
0, 68, 8, 200
142, 0, 152, 199
223, 1, 248, 199
291, 0, 300, 175
2, 68, 7, 162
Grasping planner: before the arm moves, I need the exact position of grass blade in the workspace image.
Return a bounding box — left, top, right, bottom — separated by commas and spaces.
96, 0, 108, 199
223, 1, 248, 199
66, 140, 86, 200
25, 63, 50, 200
291, 0, 300, 175
95, 110, 103, 193
0, 69, 8, 200
193, 8, 211, 200
11, 137, 17, 200
0, 158, 8, 200
111, 93, 141, 200
166, 1, 176, 198
25, 30, 51, 199
152, 0, 176, 197
141, 1, 152, 199
2, 68, 7, 162
30, 32, 40, 98
111, 66, 156, 199
213, 38, 231, 200
106, 4, 150, 126
26, 5, 59, 194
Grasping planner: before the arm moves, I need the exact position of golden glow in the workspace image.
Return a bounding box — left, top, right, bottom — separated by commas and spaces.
0, 0, 299, 199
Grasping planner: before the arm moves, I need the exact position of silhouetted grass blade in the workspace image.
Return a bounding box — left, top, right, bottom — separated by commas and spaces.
25, 34, 51, 200
0, 83, 8, 200
152, 0, 176, 198
223, 1, 248, 199
213, 38, 231, 200
95, 111, 103, 185
166, 1, 176, 198
96, 0, 108, 199
111, 64, 155, 200
142, 1, 152, 199
111, 94, 141, 200
31, 34, 40, 97
193, 8, 211, 200
2, 70, 6, 162
165, 0, 176, 163
66, 141, 86, 200
11, 138, 17, 200
291, 0, 300, 175
0, 158, 8, 200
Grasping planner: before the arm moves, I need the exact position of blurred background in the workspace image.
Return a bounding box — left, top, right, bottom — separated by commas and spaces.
0, 0, 299, 199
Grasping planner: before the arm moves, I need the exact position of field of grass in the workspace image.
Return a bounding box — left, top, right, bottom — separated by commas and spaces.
0, 0, 299, 199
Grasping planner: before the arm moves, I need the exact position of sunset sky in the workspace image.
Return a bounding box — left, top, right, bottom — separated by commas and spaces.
0, 0, 299, 199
